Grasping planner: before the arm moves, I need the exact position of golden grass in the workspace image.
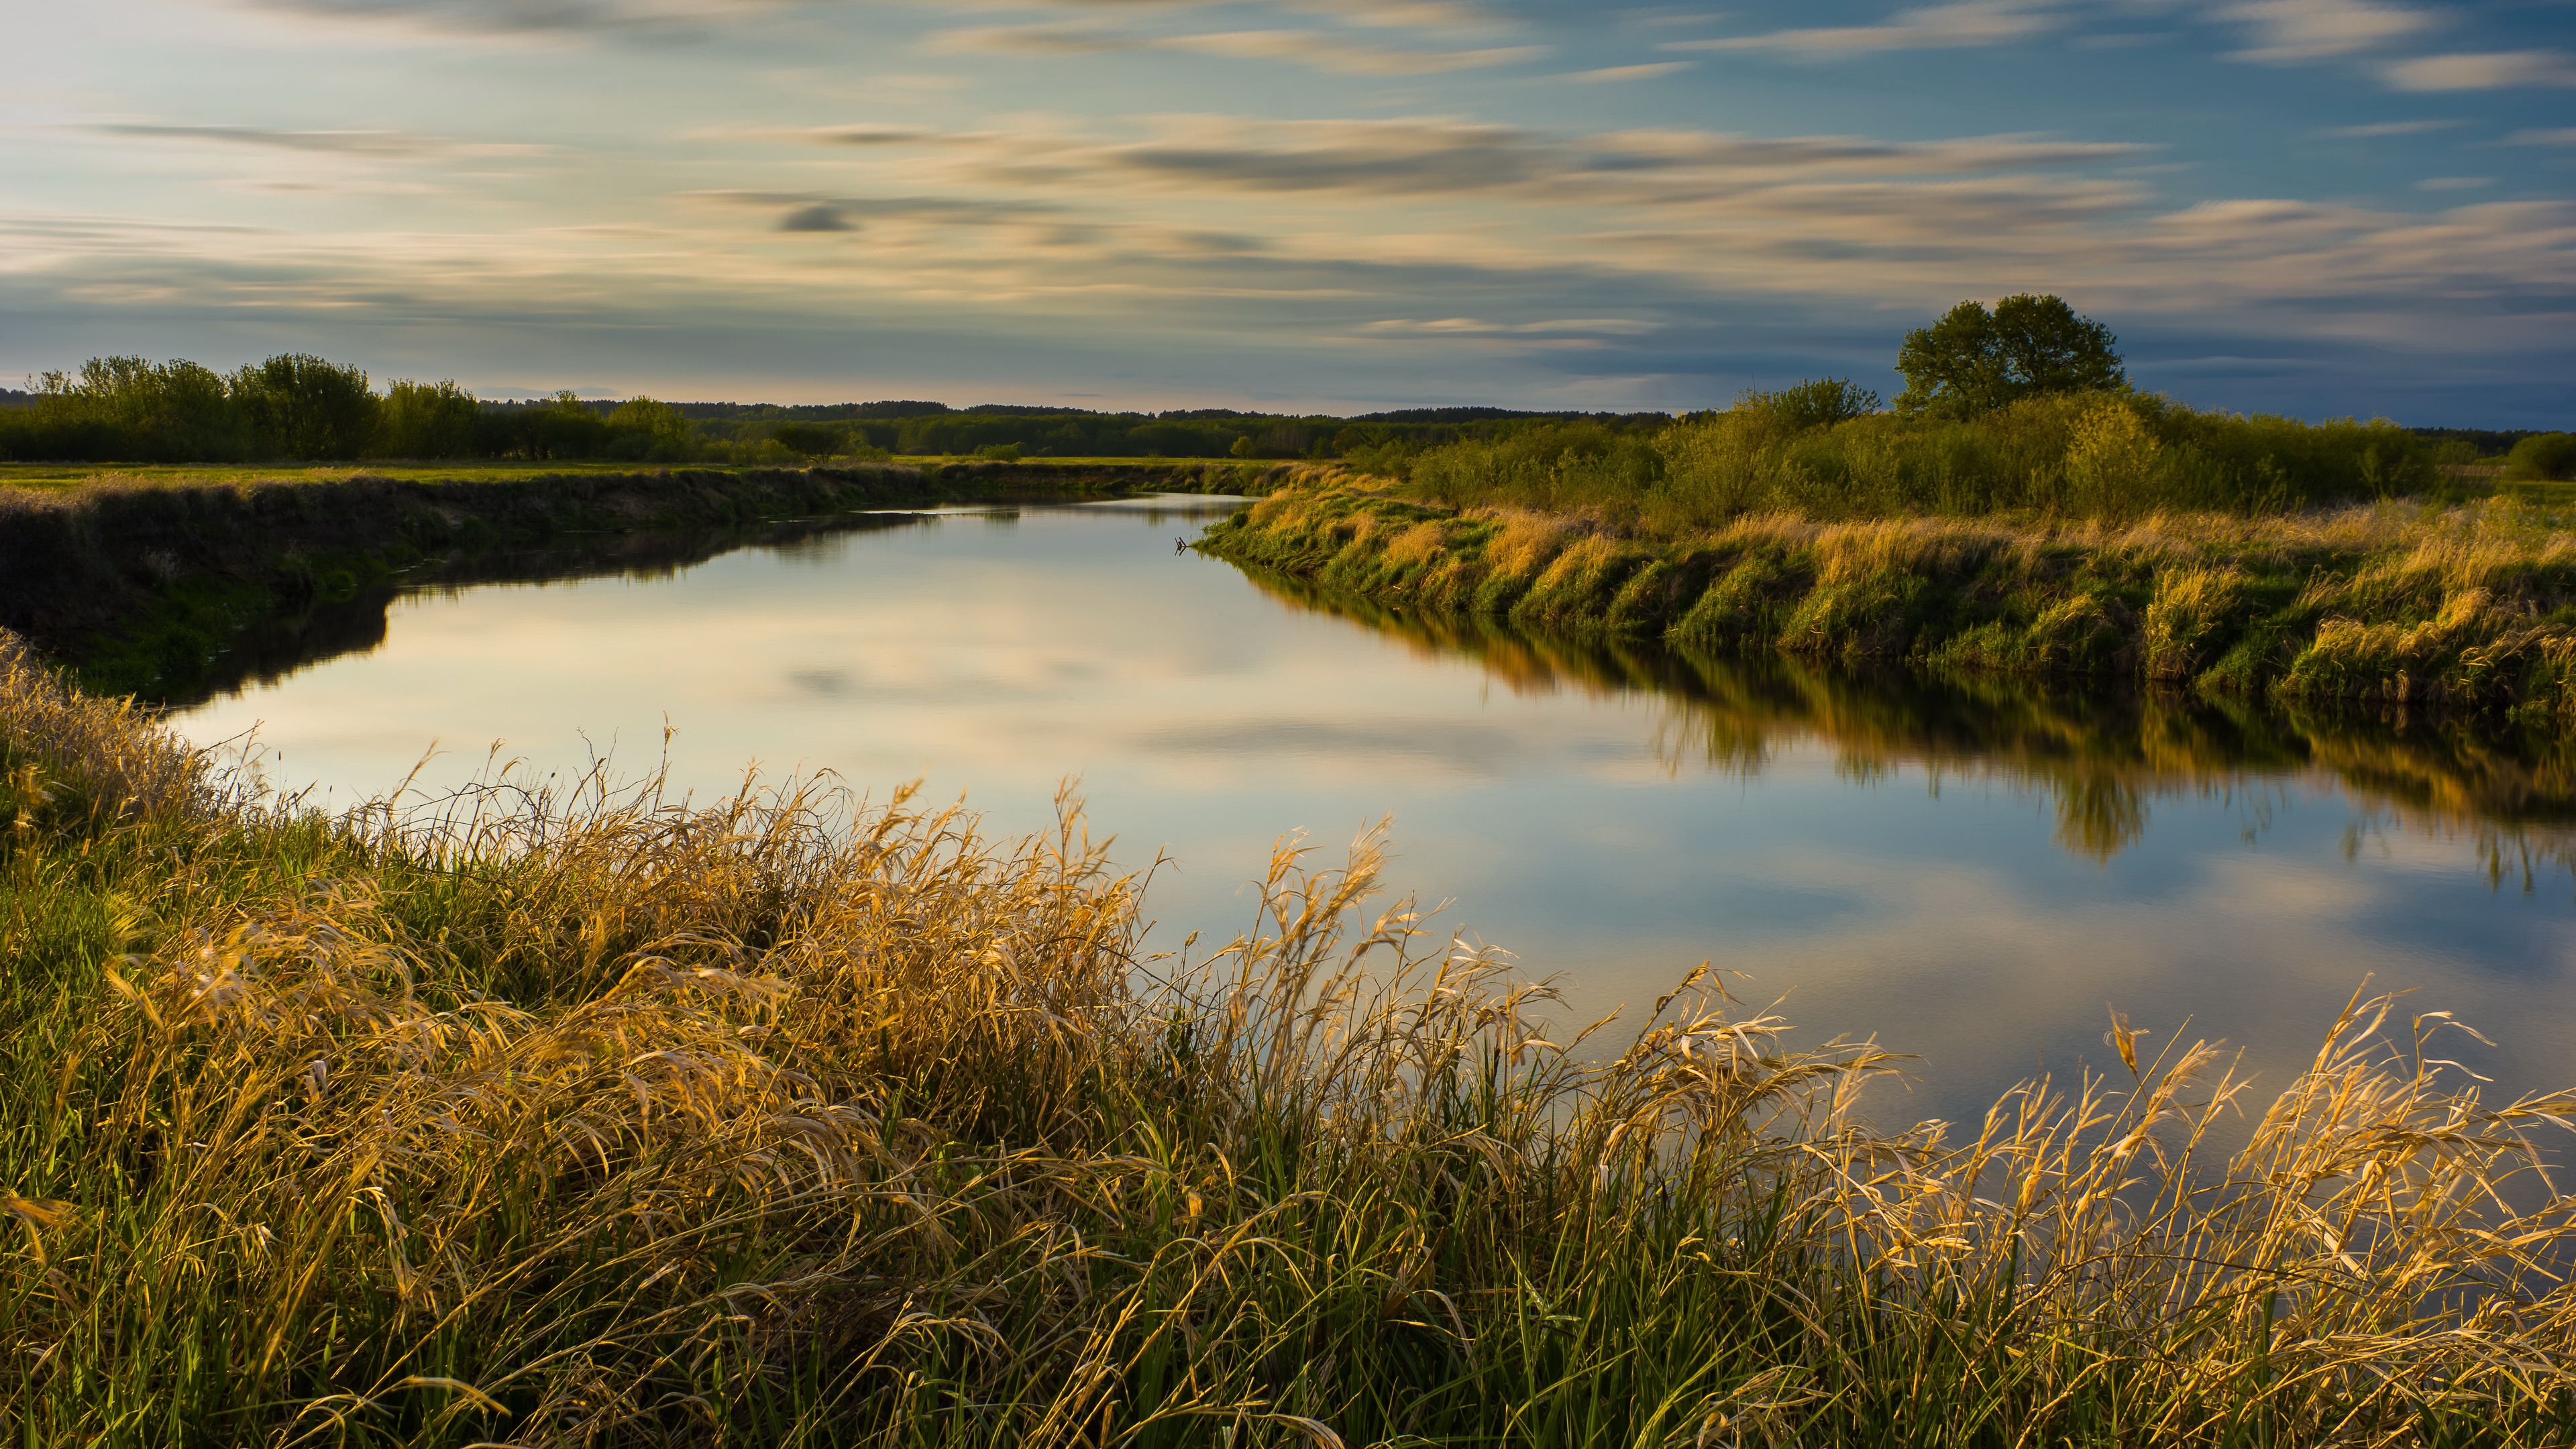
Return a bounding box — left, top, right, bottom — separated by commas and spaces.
6, 637, 2576, 1444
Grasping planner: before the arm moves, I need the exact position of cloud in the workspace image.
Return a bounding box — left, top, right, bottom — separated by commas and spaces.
828, 115, 2155, 207
2214, 0, 2438, 63
2508, 128, 2576, 147
78, 122, 548, 158
2383, 50, 2576, 91
2312, 119, 2460, 138
777, 203, 857, 231
926, 23, 1546, 74
1562, 61, 1694, 81
244, 0, 810, 33
1664, 1, 2059, 56
2415, 176, 2491, 191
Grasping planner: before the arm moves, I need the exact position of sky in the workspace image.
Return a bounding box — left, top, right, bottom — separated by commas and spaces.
5, 0, 2573, 423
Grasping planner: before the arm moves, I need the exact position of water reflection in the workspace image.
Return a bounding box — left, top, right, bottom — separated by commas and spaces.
1239, 567, 2576, 876
158, 512, 935, 708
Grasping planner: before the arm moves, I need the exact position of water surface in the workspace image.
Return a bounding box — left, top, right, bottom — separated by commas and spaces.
179, 496, 2576, 1131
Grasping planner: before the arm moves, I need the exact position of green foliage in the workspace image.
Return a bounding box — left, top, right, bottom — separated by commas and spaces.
1749, 377, 1881, 433
769, 421, 846, 460
1396, 391, 2432, 527
230, 353, 380, 460
1896, 294, 2125, 417
485, 391, 610, 460
604, 396, 698, 462
0, 358, 248, 462
2504, 431, 2576, 482
372, 380, 482, 459
973, 441, 1024, 461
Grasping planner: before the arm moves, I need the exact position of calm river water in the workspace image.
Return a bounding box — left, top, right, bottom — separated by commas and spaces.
178, 496, 2576, 1131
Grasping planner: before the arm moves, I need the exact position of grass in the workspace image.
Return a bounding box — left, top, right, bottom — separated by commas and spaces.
7, 632, 2576, 1446
1201, 476, 2576, 726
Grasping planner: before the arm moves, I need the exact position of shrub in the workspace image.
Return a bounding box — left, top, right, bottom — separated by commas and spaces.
771, 421, 847, 460
231, 353, 379, 460
606, 396, 698, 462
2504, 431, 2576, 482
372, 379, 482, 459
1754, 377, 1882, 433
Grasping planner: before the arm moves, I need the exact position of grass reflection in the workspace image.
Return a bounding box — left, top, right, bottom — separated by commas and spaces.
1239, 566, 2576, 869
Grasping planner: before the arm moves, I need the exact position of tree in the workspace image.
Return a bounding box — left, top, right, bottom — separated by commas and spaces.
232, 353, 379, 459
1895, 294, 2125, 417
606, 396, 697, 462
374, 380, 482, 459
772, 422, 847, 460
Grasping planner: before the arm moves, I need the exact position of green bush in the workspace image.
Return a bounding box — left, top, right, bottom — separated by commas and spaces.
1396, 393, 2432, 527
2504, 432, 2576, 482
606, 396, 699, 462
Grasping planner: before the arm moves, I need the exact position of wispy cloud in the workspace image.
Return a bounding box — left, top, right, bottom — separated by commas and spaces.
1664, 1, 2059, 56
1562, 61, 1694, 81
2507, 128, 2576, 147
244, 0, 811, 34
820, 116, 2155, 209
927, 23, 1546, 74
2214, 0, 2438, 63
2311, 119, 2460, 137
78, 121, 550, 158
2383, 50, 2576, 91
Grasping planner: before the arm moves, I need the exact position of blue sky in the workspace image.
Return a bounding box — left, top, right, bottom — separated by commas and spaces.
6, 0, 2573, 422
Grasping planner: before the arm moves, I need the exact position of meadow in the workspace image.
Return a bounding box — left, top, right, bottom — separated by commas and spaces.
6, 629, 2576, 1446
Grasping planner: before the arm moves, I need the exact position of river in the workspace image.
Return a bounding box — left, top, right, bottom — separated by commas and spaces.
175, 494, 2576, 1133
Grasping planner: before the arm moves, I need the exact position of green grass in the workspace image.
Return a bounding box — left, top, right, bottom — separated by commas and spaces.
6, 632, 2576, 1446
1390, 393, 2446, 531
1201, 474, 2576, 726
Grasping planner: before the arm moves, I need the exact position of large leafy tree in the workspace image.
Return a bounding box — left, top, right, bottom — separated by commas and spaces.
1895, 294, 2125, 417
232, 353, 380, 459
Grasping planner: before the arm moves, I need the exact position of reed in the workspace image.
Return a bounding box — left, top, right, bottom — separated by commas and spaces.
5, 633, 2575, 1446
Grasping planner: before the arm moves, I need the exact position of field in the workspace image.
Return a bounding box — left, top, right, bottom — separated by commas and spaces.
6, 630, 2576, 1446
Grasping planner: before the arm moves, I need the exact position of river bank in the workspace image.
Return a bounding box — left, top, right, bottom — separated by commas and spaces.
1199, 473, 2576, 725
1, 458, 1275, 699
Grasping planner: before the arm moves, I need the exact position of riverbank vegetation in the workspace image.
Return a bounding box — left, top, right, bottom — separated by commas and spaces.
1200, 474, 2576, 722
5, 635, 2575, 1445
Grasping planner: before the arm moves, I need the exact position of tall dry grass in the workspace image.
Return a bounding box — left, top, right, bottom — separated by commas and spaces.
5, 635, 2576, 1444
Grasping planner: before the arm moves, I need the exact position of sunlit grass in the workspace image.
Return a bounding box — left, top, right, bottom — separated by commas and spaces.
5, 631, 2575, 1445
1205, 476, 2576, 725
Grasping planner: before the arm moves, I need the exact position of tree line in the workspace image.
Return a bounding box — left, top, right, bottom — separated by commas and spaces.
0, 354, 1659, 466
2, 303, 2560, 480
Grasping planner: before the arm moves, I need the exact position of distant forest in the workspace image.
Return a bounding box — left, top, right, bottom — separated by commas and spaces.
0, 356, 1665, 468
0, 357, 2549, 469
